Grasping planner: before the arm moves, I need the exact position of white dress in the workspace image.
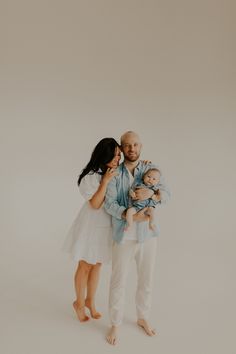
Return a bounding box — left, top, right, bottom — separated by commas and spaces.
63, 172, 112, 265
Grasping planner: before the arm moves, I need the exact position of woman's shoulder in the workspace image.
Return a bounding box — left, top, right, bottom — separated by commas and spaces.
80, 172, 101, 188
79, 172, 101, 200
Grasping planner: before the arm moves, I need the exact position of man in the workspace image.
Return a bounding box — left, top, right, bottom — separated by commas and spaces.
104, 131, 170, 345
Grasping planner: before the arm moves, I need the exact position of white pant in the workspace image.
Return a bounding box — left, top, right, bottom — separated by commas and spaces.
109, 237, 157, 326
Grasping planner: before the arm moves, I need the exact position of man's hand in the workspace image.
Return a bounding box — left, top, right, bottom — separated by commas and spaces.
132, 188, 153, 201
133, 208, 149, 222
141, 160, 152, 164
152, 189, 161, 202
129, 189, 136, 199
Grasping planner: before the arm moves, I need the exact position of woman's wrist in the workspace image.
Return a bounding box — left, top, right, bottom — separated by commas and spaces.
100, 178, 108, 187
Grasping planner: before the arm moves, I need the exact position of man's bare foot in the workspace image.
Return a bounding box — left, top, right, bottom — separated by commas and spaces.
85, 299, 102, 319
137, 319, 156, 336
73, 301, 89, 322
106, 326, 118, 345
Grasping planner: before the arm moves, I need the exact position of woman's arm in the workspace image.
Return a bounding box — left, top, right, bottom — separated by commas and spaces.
89, 168, 117, 209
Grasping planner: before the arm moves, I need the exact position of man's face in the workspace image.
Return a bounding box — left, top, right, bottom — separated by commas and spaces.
121, 133, 142, 162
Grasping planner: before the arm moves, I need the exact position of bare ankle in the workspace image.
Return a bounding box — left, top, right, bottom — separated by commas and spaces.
85, 298, 94, 306
74, 300, 85, 309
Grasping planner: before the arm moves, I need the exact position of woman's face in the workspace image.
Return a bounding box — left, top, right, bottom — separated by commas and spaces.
106, 146, 121, 169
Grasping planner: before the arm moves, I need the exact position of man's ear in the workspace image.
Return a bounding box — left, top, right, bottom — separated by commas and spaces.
120, 145, 124, 152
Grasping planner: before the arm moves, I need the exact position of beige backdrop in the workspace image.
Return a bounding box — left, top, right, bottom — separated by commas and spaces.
1, 1, 235, 353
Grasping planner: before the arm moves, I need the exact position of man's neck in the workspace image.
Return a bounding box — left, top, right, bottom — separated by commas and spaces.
124, 159, 140, 175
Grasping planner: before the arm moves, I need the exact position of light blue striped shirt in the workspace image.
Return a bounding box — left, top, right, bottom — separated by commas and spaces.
104, 161, 170, 244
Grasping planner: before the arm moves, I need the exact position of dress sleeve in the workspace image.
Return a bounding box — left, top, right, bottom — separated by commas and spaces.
79, 173, 100, 201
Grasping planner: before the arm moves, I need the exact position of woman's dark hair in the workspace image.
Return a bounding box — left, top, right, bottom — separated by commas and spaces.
78, 138, 120, 186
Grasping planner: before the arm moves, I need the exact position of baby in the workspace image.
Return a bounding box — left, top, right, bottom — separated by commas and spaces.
125, 168, 161, 231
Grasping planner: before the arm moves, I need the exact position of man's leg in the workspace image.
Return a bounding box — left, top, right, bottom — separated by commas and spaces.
106, 240, 136, 345
135, 237, 157, 336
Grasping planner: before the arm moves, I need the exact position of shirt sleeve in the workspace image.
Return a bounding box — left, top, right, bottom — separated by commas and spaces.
79, 173, 100, 201
104, 176, 126, 220
158, 175, 171, 204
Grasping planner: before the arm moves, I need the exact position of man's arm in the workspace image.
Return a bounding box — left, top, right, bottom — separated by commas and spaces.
132, 187, 153, 201
155, 175, 171, 204
104, 177, 150, 222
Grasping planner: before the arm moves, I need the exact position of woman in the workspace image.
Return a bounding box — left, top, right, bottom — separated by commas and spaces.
63, 138, 121, 322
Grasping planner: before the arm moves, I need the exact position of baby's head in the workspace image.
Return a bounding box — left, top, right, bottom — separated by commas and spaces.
143, 168, 161, 187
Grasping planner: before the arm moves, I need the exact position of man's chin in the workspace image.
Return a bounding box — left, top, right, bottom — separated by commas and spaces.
125, 156, 139, 162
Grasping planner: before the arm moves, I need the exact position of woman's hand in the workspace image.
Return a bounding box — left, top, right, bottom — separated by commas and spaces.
102, 168, 118, 184
89, 168, 118, 209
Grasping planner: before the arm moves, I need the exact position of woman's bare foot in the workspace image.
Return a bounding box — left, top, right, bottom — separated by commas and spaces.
137, 319, 157, 336
106, 326, 118, 345
73, 301, 90, 322
85, 299, 102, 319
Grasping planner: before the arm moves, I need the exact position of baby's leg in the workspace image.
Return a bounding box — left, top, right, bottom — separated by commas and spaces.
124, 207, 136, 231
147, 207, 156, 231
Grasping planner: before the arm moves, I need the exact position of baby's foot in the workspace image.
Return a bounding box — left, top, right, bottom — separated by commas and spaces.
85, 299, 102, 319
106, 326, 118, 345
124, 224, 131, 232
73, 301, 90, 322
137, 319, 157, 336
149, 223, 157, 231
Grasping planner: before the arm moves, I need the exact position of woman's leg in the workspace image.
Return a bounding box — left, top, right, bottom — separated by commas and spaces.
73, 260, 93, 322
85, 263, 102, 319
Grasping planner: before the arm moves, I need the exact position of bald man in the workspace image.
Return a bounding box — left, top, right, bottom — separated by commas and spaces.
104, 131, 170, 345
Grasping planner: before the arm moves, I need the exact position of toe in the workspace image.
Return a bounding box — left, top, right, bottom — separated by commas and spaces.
94, 312, 102, 319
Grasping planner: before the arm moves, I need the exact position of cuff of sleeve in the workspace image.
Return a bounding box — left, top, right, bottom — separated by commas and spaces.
117, 206, 126, 220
